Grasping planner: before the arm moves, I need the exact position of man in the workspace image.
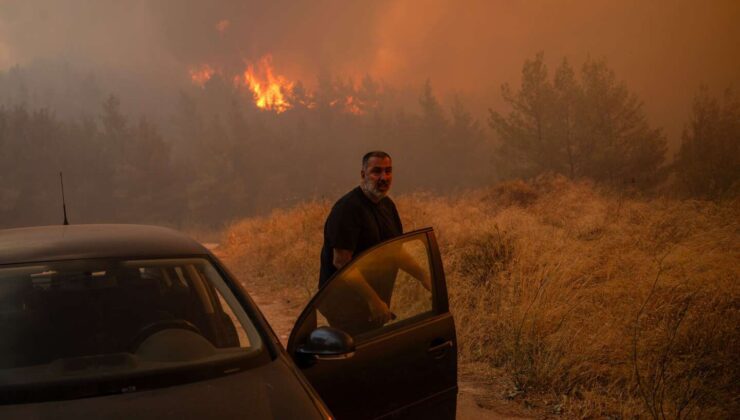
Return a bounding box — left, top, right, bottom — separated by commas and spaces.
319, 151, 430, 334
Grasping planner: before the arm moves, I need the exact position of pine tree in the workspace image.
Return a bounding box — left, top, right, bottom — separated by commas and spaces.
490, 53, 667, 187
675, 87, 740, 198
489, 52, 557, 177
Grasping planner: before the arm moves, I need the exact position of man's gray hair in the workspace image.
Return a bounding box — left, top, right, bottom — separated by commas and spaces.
362, 151, 391, 169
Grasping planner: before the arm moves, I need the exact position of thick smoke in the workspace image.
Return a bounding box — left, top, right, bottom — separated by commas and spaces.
1, 0, 738, 138
0, 0, 738, 228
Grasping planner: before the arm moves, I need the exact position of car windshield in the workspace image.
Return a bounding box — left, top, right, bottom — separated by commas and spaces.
0, 257, 264, 397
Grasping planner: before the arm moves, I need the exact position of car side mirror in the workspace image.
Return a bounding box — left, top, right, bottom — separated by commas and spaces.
295, 326, 355, 361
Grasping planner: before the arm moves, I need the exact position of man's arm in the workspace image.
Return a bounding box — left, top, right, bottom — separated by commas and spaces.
333, 248, 393, 323
395, 249, 432, 291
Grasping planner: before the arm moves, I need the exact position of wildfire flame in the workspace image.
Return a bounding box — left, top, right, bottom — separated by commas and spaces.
329, 95, 366, 116
189, 64, 215, 87
235, 55, 293, 113
188, 54, 372, 115
344, 96, 363, 115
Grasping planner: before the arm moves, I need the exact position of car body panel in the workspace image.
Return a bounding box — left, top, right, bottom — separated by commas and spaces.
287, 229, 458, 419
2, 353, 326, 419
0, 225, 326, 418
0, 225, 207, 265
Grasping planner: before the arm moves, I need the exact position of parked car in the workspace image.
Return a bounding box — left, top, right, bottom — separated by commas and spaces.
0, 224, 457, 419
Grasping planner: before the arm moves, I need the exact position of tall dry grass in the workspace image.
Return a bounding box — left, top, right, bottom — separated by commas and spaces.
221, 176, 739, 418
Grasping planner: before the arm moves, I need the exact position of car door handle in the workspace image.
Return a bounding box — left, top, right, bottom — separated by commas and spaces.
427, 339, 454, 354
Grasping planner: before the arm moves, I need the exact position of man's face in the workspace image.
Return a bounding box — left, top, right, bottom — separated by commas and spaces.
361, 156, 393, 201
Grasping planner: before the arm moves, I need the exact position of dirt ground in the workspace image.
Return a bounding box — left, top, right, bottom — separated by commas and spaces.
210, 244, 536, 419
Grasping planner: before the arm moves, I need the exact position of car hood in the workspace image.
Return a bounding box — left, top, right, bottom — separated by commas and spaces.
0, 355, 326, 420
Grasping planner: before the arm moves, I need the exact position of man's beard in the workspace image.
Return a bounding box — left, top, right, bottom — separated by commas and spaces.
362, 180, 389, 202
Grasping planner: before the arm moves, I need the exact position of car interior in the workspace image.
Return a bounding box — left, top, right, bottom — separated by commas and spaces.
0, 259, 245, 372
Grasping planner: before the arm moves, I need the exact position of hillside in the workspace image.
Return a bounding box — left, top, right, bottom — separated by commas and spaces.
221, 176, 739, 418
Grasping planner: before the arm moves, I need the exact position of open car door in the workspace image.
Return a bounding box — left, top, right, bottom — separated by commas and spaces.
287, 228, 457, 419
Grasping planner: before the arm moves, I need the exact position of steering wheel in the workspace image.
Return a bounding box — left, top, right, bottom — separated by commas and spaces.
129, 319, 202, 351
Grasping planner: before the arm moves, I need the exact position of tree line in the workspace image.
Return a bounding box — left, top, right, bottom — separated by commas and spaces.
489, 53, 738, 197
0, 54, 736, 228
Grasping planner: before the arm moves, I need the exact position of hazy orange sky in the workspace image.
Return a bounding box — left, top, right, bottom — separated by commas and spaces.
1, 0, 738, 144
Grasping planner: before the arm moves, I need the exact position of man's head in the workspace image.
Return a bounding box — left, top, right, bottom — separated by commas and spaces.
360, 151, 392, 202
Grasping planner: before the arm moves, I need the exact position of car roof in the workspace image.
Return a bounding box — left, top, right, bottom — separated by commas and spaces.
0, 224, 210, 265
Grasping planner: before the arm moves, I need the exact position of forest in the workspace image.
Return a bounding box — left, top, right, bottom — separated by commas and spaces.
1, 53, 737, 229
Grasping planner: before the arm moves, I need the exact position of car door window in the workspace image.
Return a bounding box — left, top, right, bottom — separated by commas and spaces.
287, 228, 457, 420
313, 231, 434, 339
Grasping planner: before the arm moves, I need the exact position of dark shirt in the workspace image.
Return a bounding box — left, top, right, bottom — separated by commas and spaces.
319, 186, 403, 288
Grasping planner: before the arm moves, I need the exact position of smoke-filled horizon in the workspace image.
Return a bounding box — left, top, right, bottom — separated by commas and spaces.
0, 0, 738, 229
1, 0, 738, 143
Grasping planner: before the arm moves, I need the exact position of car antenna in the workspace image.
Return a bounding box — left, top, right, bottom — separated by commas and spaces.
59, 171, 70, 225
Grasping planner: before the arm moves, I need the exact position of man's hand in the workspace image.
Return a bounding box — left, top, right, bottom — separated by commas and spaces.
340, 266, 394, 325
368, 298, 394, 324
333, 248, 353, 270
395, 248, 433, 292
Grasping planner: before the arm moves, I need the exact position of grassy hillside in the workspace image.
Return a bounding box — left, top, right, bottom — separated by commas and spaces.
221, 176, 739, 418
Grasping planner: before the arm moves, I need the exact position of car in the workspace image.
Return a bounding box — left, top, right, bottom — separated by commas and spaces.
0, 224, 457, 419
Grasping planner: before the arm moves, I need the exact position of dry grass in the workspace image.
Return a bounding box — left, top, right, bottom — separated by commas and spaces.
222, 200, 328, 301
221, 175, 739, 418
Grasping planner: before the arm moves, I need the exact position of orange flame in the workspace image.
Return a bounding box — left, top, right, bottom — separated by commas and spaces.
329, 96, 365, 115
189, 64, 215, 87
236, 55, 293, 113
189, 55, 373, 115
344, 96, 363, 115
